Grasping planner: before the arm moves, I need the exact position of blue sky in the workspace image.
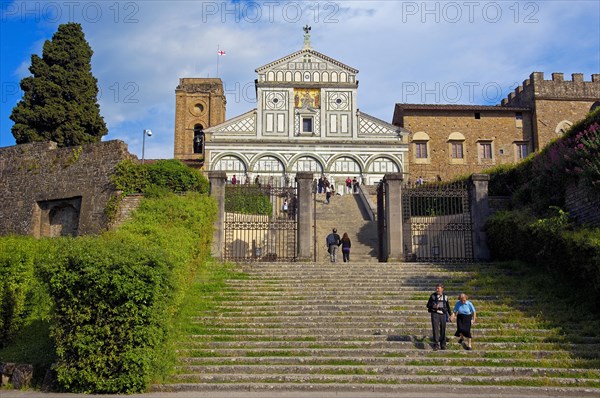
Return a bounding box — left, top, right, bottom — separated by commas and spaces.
1, 0, 599, 159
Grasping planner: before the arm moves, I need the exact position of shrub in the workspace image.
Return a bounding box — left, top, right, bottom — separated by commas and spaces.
486, 210, 600, 306
33, 192, 216, 393
111, 159, 208, 195
225, 185, 272, 216
0, 236, 51, 347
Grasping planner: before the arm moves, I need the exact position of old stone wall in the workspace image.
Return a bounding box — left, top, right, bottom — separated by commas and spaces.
401, 109, 533, 182
565, 182, 600, 227
0, 140, 134, 237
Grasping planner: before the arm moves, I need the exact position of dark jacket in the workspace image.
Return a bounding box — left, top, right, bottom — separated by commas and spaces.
326, 233, 341, 247
341, 238, 351, 251
426, 292, 451, 315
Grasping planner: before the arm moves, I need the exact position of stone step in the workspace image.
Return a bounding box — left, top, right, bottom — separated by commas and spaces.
176, 340, 600, 351
186, 328, 572, 337
151, 382, 600, 396
172, 364, 600, 378
168, 373, 600, 386
174, 347, 600, 359
178, 355, 600, 367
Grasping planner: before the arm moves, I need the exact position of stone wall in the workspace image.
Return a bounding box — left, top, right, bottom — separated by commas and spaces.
502, 72, 600, 151
565, 182, 600, 227
0, 140, 134, 237
398, 108, 533, 182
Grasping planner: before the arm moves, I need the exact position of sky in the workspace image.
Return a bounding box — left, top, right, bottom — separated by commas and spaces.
1, 0, 599, 160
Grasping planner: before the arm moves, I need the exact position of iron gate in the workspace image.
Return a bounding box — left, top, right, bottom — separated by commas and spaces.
224, 182, 298, 262
402, 181, 473, 262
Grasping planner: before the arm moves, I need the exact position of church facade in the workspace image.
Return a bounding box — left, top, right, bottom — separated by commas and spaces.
174, 30, 600, 184
175, 28, 408, 188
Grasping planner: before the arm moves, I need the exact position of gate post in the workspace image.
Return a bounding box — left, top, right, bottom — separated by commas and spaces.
208, 171, 227, 260
295, 172, 314, 261
384, 173, 405, 262
470, 174, 491, 261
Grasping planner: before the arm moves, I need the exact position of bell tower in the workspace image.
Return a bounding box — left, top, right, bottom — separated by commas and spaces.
174, 78, 226, 161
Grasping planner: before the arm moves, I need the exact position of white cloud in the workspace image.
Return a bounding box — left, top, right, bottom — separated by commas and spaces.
3, 0, 598, 157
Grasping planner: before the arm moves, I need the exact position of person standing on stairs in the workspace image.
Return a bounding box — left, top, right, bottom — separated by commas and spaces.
450, 293, 477, 350
340, 232, 351, 262
426, 283, 451, 351
326, 228, 341, 262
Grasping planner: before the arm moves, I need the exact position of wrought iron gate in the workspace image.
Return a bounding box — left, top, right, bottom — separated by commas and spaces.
402, 181, 473, 262
224, 182, 298, 262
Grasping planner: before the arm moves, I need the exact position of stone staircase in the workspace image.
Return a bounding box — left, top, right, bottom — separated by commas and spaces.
315, 192, 378, 262
156, 262, 600, 395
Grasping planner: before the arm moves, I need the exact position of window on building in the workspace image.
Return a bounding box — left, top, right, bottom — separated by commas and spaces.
515, 143, 528, 159
515, 112, 523, 128
415, 142, 428, 159
474, 112, 481, 119
302, 117, 313, 133
451, 142, 464, 159
479, 142, 493, 159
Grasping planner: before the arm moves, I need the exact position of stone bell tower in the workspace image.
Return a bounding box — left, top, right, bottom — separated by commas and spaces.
174, 78, 226, 162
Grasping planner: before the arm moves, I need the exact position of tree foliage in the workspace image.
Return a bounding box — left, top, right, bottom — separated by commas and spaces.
10, 23, 107, 147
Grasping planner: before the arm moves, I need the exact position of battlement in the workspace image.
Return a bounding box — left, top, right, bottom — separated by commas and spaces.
176, 78, 224, 94
501, 72, 600, 107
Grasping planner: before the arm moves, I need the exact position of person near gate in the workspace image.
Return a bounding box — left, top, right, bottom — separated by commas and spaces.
340, 232, 351, 262
426, 283, 451, 350
450, 293, 477, 350
345, 176, 352, 194
325, 228, 341, 262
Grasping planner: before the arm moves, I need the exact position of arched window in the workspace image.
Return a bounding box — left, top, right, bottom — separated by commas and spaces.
590, 101, 600, 112
193, 124, 204, 154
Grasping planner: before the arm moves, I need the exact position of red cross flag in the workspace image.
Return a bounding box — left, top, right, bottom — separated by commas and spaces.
217, 50, 226, 55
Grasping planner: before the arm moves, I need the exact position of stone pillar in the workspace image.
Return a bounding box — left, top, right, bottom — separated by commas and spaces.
470, 174, 491, 261
295, 172, 314, 261
384, 173, 404, 262
208, 171, 227, 260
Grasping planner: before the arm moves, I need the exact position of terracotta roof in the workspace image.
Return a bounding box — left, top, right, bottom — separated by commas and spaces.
394, 103, 531, 112
393, 103, 531, 126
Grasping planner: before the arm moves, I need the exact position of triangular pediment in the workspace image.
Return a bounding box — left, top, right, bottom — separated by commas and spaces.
205, 109, 256, 135
256, 48, 358, 75
357, 112, 409, 138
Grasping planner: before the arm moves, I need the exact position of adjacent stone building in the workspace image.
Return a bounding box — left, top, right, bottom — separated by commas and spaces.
394, 72, 600, 182
0, 140, 133, 237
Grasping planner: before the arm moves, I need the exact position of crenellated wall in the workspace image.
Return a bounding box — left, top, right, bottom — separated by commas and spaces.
501, 72, 600, 151
0, 140, 134, 237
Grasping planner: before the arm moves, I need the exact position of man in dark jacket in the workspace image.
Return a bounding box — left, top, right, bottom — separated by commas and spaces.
426, 283, 451, 350
325, 228, 341, 262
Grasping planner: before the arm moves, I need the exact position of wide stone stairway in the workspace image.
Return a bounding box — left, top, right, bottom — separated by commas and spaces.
314, 191, 378, 262
156, 262, 600, 395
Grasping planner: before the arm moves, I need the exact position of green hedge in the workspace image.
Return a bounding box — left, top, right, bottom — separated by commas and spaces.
0, 237, 51, 347
225, 185, 272, 216
40, 192, 216, 393
0, 192, 216, 393
111, 159, 209, 195
486, 210, 600, 305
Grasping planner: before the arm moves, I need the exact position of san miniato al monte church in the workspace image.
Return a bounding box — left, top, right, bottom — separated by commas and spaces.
174, 27, 600, 185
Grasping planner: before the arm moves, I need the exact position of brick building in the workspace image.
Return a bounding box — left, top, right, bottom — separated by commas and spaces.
393, 72, 600, 182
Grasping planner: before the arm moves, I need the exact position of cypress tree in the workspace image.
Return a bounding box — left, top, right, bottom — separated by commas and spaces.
10, 23, 108, 147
